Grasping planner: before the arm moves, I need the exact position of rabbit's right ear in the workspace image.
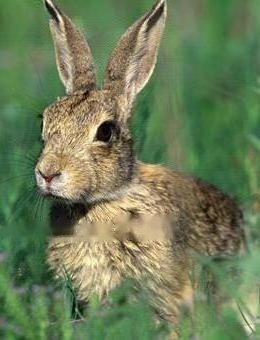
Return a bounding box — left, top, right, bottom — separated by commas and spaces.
43, 0, 96, 95
104, 0, 167, 114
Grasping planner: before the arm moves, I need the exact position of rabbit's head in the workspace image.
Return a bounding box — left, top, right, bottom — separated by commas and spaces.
36, 0, 167, 203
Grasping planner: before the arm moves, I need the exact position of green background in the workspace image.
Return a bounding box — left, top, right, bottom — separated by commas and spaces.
0, 0, 259, 339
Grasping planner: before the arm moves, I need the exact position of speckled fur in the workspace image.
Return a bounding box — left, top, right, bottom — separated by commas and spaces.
37, 0, 245, 327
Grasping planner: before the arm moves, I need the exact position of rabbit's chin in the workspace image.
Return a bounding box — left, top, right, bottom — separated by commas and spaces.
40, 190, 84, 204
39, 187, 121, 205
37, 182, 83, 203
48, 185, 134, 206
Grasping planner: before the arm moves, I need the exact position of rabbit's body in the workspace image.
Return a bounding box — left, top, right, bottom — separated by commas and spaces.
37, 0, 245, 326
47, 161, 243, 321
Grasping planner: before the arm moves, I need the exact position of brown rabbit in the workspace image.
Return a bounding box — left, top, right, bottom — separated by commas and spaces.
36, 0, 245, 329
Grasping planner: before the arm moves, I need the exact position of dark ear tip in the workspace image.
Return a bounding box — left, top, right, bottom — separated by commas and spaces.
44, 0, 61, 24
146, 0, 166, 32
155, 0, 167, 14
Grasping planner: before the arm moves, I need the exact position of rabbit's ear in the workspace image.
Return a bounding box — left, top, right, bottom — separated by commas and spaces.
44, 0, 96, 95
104, 0, 167, 107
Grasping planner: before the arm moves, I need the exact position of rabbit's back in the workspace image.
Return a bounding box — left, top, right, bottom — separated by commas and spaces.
138, 163, 245, 257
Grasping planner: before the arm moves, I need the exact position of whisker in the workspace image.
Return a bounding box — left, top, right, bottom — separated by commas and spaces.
33, 192, 43, 220
0, 159, 35, 171
7, 185, 37, 223
38, 195, 47, 220
35, 192, 47, 221
0, 174, 35, 186
0, 151, 38, 168
4, 130, 40, 150
13, 151, 38, 165
0, 156, 34, 165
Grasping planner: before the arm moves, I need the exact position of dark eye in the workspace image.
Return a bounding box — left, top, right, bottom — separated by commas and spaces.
95, 121, 115, 143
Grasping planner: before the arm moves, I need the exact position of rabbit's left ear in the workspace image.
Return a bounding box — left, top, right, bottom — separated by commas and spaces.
104, 0, 167, 108
44, 0, 96, 95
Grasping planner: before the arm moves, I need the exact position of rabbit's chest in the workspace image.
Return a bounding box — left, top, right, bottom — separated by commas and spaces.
47, 237, 174, 304
47, 240, 126, 300
47, 202, 178, 303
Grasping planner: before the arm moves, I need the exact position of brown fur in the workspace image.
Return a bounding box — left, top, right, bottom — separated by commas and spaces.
36, 0, 245, 327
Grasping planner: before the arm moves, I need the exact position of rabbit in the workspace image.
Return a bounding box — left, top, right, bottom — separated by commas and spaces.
35, 0, 245, 329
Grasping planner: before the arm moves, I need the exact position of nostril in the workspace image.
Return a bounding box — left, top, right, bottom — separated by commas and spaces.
45, 174, 60, 184
38, 169, 61, 184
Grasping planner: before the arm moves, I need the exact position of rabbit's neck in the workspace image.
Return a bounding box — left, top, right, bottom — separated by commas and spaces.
50, 162, 174, 236
75, 162, 172, 223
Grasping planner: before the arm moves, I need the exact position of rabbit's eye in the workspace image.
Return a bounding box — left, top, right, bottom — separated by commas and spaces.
95, 121, 115, 143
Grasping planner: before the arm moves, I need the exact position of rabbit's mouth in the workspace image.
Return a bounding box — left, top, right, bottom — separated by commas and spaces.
35, 167, 90, 203
35, 168, 67, 199
38, 184, 62, 200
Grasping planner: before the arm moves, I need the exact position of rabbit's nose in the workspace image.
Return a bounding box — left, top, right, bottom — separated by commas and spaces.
38, 169, 61, 184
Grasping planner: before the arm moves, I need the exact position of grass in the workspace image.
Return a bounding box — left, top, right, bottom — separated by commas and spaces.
0, 0, 259, 338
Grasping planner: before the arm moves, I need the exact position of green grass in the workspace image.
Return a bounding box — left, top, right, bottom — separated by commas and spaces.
0, 0, 260, 338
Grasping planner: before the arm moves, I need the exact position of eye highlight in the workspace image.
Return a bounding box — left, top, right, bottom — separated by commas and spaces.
95, 121, 116, 143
